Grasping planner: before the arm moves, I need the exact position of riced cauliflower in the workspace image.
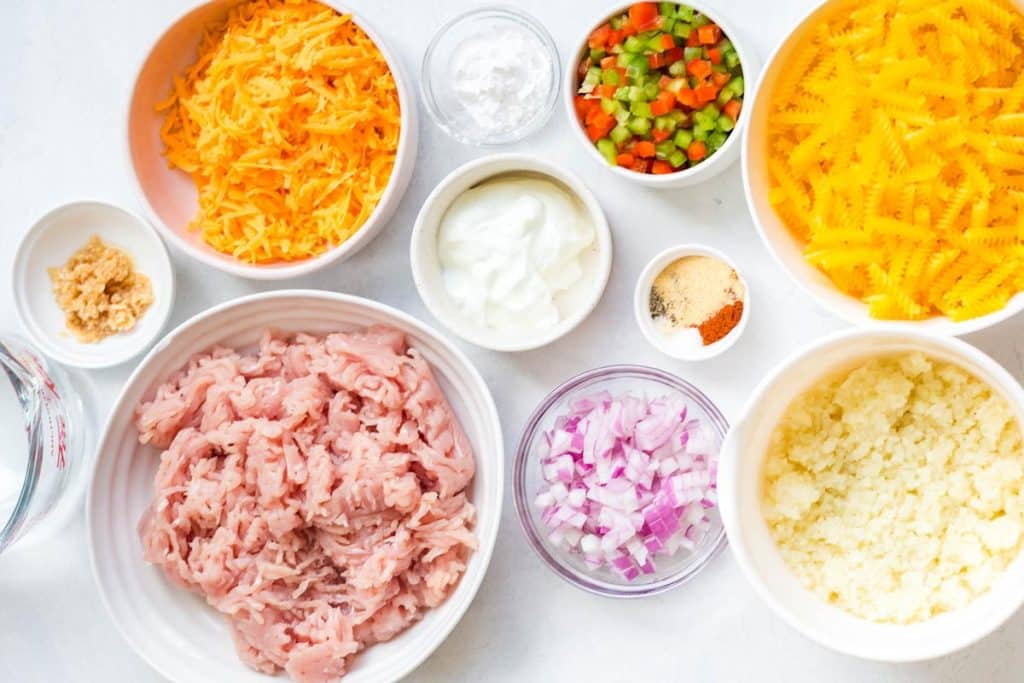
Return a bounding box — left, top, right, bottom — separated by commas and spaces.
762, 352, 1024, 624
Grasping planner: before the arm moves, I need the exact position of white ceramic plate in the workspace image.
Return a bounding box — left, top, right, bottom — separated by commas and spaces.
87, 290, 503, 683
13, 200, 175, 369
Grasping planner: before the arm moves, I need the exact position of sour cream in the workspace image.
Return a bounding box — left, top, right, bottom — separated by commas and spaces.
436, 175, 596, 337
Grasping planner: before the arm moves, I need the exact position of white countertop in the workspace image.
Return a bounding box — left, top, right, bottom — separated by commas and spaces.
2, 0, 1024, 681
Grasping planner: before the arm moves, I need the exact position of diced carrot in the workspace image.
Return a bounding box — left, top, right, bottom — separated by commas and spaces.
711, 71, 731, 87
630, 158, 652, 173
649, 53, 666, 69
587, 109, 615, 129
659, 33, 676, 51
652, 160, 674, 174
587, 119, 615, 142
589, 23, 611, 49
574, 96, 597, 119
629, 3, 660, 31
676, 87, 698, 108
616, 152, 635, 166
687, 59, 712, 79
652, 128, 671, 142
723, 99, 742, 122
686, 31, 700, 47
600, 55, 618, 69
708, 47, 722, 65
650, 90, 676, 116
606, 29, 624, 46
695, 84, 719, 104
659, 75, 672, 88
687, 140, 707, 161
621, 22, 638, 37
697, 24, 721, 45
596, 84, 618, 99
633, 140, 656, 157
663, 47, 684, 64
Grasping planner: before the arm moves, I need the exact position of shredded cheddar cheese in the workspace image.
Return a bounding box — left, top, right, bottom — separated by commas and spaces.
157, 0, 401, 264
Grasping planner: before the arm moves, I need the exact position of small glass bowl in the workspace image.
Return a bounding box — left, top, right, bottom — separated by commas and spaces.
513, 365, 729, 598
420, 6, 560, 146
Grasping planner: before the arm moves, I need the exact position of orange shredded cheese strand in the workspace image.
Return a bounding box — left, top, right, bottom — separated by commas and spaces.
157, 0, 400, 264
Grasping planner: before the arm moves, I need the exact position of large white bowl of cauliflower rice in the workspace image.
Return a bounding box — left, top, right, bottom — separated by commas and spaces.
719, 328, 1024, 662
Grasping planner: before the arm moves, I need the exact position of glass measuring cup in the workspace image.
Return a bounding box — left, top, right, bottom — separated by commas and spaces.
0, 333, 92, 554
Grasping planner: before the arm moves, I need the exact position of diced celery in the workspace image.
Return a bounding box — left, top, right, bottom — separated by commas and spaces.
627, 85, 645, 102
694, 127, 709, 141
691, 12, 709, 26
655, 140, 677, 159
668, 109, 687, 124
630, 100, 653, 118
648, 34, 667, 52
659, 2, 676, 15
617, 52, 633, 68
600, 98, 617, 114
624, 36, 646, 53
717, 115, 735, 132
643, 82, 660, 100
673, 22, 692, 39
627, 116, 652, 135
610, 124, 632, 144
718, 39, 733, 52
662, 17, 676, 32
610, 15, 625, 30
728, 76, 745, 95
674, 129, 694, 148
725, 51, 741, 68
668, 149, 687, 168
664, 77, 687, 94
614, 86, 631, 101
702, 103, 720, 117
683, 46, 702, 62
600, 69, 617, 85
596, 138, 618, 165
615, 106, 631, 124
590, 48, 606, 61
708, 131, 727, 149
667, 59, 687, 77
654, 115, 678, 132
677, 6, 695, 21
626, 62, 649, 79
712, 64, 728, 74
717, 89, 734, 105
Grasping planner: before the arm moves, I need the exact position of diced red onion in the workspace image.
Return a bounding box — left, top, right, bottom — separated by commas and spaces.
534, 390, 719, 582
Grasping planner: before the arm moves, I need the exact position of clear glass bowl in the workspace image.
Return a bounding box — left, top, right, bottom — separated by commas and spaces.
0, 333, 92, 553
513, 365, 728, 597
420, 6, 560, 146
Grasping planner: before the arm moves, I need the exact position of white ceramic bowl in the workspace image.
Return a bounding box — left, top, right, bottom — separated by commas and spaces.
410, 154, 613, 352
126, 1, 417, 280
718, 328, 1024, 662
87, 290, 503, 683
565, 1, 759, 188
12, 200, 175, 369
634, 243, 749, 361
741, 0, 1024, 334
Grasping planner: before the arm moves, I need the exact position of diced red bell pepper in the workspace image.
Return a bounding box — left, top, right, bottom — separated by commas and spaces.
711, 71, 731, 87
589, 23, 612, 49
686, 31, 700, 47
687, 140, 708, 161
633, 140, 656, 158
698, 24, 722, 45
687, 59, 712, 79
651, 160, 675, 174
723, 99, 742, 122
676, 88, 698, 108
649, 53, 667, 69
616, 152, 635, 166
630, 158, 652, 173
663, 47, 684, 64
621, 22, 638, 37
708, 47, 722, 65
695, 84, 719, 104
650, 90, 676, 116
606, 29, 624, 46
629, 3, 660, 31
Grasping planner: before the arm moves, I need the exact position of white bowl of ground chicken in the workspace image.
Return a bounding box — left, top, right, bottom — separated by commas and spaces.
718, 328, 1024, 662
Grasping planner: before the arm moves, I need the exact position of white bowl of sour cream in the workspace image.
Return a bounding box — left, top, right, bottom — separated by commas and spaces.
411, 154, 612, 352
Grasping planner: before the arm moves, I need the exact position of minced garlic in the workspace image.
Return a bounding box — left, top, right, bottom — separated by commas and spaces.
48, 236, 153, 343
762, 352, 1024, 624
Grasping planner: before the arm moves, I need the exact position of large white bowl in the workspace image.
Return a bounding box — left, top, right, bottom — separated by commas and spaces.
87, 290, 503, 683
565, 1, 760, 188
741, 0, 1024, 334
126, 1, 418, 280
718, 328, 1024, 662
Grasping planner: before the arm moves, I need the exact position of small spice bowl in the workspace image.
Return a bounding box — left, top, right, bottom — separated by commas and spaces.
12, 201, 175, 369
634, 244, 749, 361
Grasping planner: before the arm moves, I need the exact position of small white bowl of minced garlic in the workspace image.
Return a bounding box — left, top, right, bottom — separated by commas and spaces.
634, 244, 749, 361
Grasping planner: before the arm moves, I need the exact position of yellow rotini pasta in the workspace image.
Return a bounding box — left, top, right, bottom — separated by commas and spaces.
767, 0, 1024, 321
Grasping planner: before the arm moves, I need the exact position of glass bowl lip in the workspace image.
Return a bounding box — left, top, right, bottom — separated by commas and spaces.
419, 4, 562, 147
513, 364, 730, 598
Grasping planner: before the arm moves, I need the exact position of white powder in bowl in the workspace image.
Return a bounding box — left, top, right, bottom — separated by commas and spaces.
450, 26, 553, 136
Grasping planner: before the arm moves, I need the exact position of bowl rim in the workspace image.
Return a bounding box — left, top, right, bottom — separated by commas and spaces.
124, 0, 417, 281
633, 243, 750, 360
512, 363, 729, 598
85, 288, 504, 682
12, 199, 176, 369
409, 152, 613, 352
719, 326, 1024, 661
739, 0, 1024, 335
419, 4, 561, 147
563, 0, 756, 186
